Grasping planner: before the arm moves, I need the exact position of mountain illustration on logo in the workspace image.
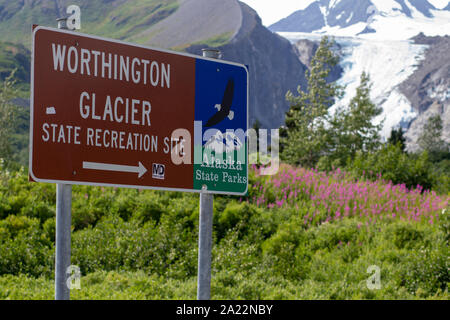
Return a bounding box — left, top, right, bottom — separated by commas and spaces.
204, 131, 243, 154
205, 78, 235, 127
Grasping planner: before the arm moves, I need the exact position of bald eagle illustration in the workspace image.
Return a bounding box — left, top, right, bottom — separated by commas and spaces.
205, 78, 235, 127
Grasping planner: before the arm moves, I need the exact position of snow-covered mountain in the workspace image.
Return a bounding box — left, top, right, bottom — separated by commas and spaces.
270, 0, 449, 148
204, 131, 244, 154
269, 0, 450, 40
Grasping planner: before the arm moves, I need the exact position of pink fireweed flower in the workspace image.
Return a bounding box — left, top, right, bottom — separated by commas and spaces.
344, 206, 350, 216
335, 211, 341, 219
251, 164, 449, 225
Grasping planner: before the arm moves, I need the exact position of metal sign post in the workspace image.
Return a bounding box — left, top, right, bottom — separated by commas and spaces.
55, 183, 71, 300
197, 48, 220, 300
54, 17, 72, 300
197, 188, 213, 300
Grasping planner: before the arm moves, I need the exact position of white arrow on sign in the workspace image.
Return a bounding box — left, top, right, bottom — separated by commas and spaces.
82, 161, 147, 178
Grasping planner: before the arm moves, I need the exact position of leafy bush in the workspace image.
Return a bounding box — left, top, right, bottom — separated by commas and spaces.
0, 215, 39, 239
386, 222, 426, 249
71, 213, 198, 279
215, 202, 259, 240
401, 244, 449, 296
348, 144, 437, 191
0, 215, 52, 277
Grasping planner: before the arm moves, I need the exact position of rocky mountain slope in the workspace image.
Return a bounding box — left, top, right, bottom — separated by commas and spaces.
400, 33, 450, 151
0, 0, 308, 130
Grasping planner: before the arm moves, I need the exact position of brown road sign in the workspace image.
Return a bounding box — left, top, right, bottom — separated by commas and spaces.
30, 26, 248, 194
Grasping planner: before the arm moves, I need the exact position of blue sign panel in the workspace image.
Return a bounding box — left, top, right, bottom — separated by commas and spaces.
193, 59, 248, 194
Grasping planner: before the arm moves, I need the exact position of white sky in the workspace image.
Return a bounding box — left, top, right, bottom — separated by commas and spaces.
239, 0, 315, 26
239, 0, 449, 26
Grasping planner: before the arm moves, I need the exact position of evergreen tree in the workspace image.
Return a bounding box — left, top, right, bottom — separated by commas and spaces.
417, 114, 449, 164
252, 119, 261, 138
388, 127, 406, 152
418, 114, 447, 154
281, 36, 342, 167
329, 72, 383, 166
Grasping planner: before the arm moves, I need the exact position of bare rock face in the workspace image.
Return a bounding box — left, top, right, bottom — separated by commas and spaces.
292, 38, 342, 83
294, 39, 318, 69
400, 34, 450, 151
405, 101, 449, 153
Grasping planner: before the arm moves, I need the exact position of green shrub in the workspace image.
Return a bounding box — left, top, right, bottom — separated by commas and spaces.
0, 214, 38, 238
215, 202, 258, 240
261, 216, 310, 279
71, 188, 114, 230
110, 193, 137, 221
42, 217, 55, 243
385, 222, 425, 249
71, 213, 198, 278
348, 144, 436, 190
306, 219, 362, 251
0, 216, 52, 276
0, 193, 11, 219
19, 201, 54, 223
133, 196, 164, 224
401, 245, 449, 296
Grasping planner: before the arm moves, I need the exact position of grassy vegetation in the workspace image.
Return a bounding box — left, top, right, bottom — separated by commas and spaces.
0, 42, 30, 86
0, 163, 448, 299
5, 105, 29, 167
193, 32, 234, 48
0, 0, 179, 47
0, 51, 30, 167
171, 32, 234, 52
